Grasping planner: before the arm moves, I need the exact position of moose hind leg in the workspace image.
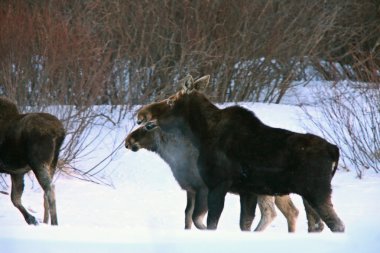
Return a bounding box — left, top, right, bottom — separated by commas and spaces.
302, 197, 324, 232
10, 174, 38, 225
184, 191, 195, 229
306, 195, 345, 232
33, 166, 58, 225
254, 195, 276, 232
192, 189, 208, 230
239, 193, 257, 231
43, 194, 50, 224
275, 195, 299, 232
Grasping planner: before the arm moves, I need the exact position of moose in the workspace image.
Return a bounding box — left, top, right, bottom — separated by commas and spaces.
136, 75, 345, 232
125, 125, 301, 232
0, 97, 65, 225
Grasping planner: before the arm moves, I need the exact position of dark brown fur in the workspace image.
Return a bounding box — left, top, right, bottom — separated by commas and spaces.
137, 75, 345, 232
0, 97, 65, 225
125, 126, 300, 232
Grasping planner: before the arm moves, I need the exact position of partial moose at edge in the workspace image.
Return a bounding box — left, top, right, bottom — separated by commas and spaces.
126, 125, 299, 232
137, 75, 345, 232
0, 97, 65, 225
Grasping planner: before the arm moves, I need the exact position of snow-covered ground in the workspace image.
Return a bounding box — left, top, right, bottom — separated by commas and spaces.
1, 102, 380, 253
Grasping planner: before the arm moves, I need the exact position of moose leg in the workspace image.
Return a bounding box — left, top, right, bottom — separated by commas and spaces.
254, 195, 277, 231
206, 183, 229, 230
302, 197, 324, 232
275, 195, 299, 232
43, 195, 50, 224
33, 167, 58, 225
192, 188, 208, 230
239, 193, 257, 231
10, 174, 38, 225
184, 191, 195, 229
305, 195, 345, 232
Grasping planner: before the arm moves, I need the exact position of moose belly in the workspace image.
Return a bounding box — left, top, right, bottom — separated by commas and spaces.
238, 169, 294, 195
0, 157, 30, 174
0, 164, 30, 174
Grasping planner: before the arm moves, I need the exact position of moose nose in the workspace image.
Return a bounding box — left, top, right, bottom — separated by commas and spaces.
131, 144, 139, 152
125, 142, 139, 152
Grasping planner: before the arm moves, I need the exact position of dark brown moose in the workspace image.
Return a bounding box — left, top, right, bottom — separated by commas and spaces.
126, 125, 300, 232
0, 97, 65, 225
136, 75, 344, 232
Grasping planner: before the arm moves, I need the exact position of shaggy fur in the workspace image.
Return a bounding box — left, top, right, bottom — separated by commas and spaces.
137, 75, 345, 232
125, 126, 301, 231
0, 97, 65, 225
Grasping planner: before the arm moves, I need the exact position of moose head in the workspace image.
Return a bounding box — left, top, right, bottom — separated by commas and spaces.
137, 75, 210, 130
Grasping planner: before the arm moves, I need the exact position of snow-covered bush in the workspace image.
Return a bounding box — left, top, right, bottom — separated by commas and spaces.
303, 81, 380, 177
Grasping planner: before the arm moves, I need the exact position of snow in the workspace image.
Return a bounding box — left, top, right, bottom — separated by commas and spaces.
1, 102, 380, 253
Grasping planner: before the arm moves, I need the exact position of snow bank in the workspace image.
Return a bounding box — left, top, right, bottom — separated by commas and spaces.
1, 102, 380, 253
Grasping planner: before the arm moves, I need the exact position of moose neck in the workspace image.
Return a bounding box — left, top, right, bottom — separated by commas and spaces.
178, 92, 219, 145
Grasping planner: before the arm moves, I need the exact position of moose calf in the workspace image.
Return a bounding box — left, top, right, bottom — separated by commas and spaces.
0, 97, 65, 225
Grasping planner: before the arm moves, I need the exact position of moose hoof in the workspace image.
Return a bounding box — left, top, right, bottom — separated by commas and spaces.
195, 224, 207, 230
193, 221, 207, 230
308, 221, 324, 232
26, 216, 39, 225
331, 223, 345, 232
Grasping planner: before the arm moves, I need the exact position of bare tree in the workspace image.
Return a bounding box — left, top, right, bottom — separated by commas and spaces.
0, 0, 378, 182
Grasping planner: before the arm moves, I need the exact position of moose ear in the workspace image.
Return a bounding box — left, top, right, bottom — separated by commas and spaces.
193, 75, 210, 91
180, 74, 195, 94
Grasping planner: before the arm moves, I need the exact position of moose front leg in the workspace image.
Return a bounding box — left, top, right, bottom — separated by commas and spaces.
206, 183, 229, 230
192, 188, 208, 230
184, 191, 195, 229
239, 193, 257, 231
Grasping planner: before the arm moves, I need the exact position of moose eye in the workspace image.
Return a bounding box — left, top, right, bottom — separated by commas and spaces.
144, 121, 157, 131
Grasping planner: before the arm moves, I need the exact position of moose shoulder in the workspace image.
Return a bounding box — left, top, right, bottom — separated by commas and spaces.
137, 75, 344, 232
0, 97, 65, 225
